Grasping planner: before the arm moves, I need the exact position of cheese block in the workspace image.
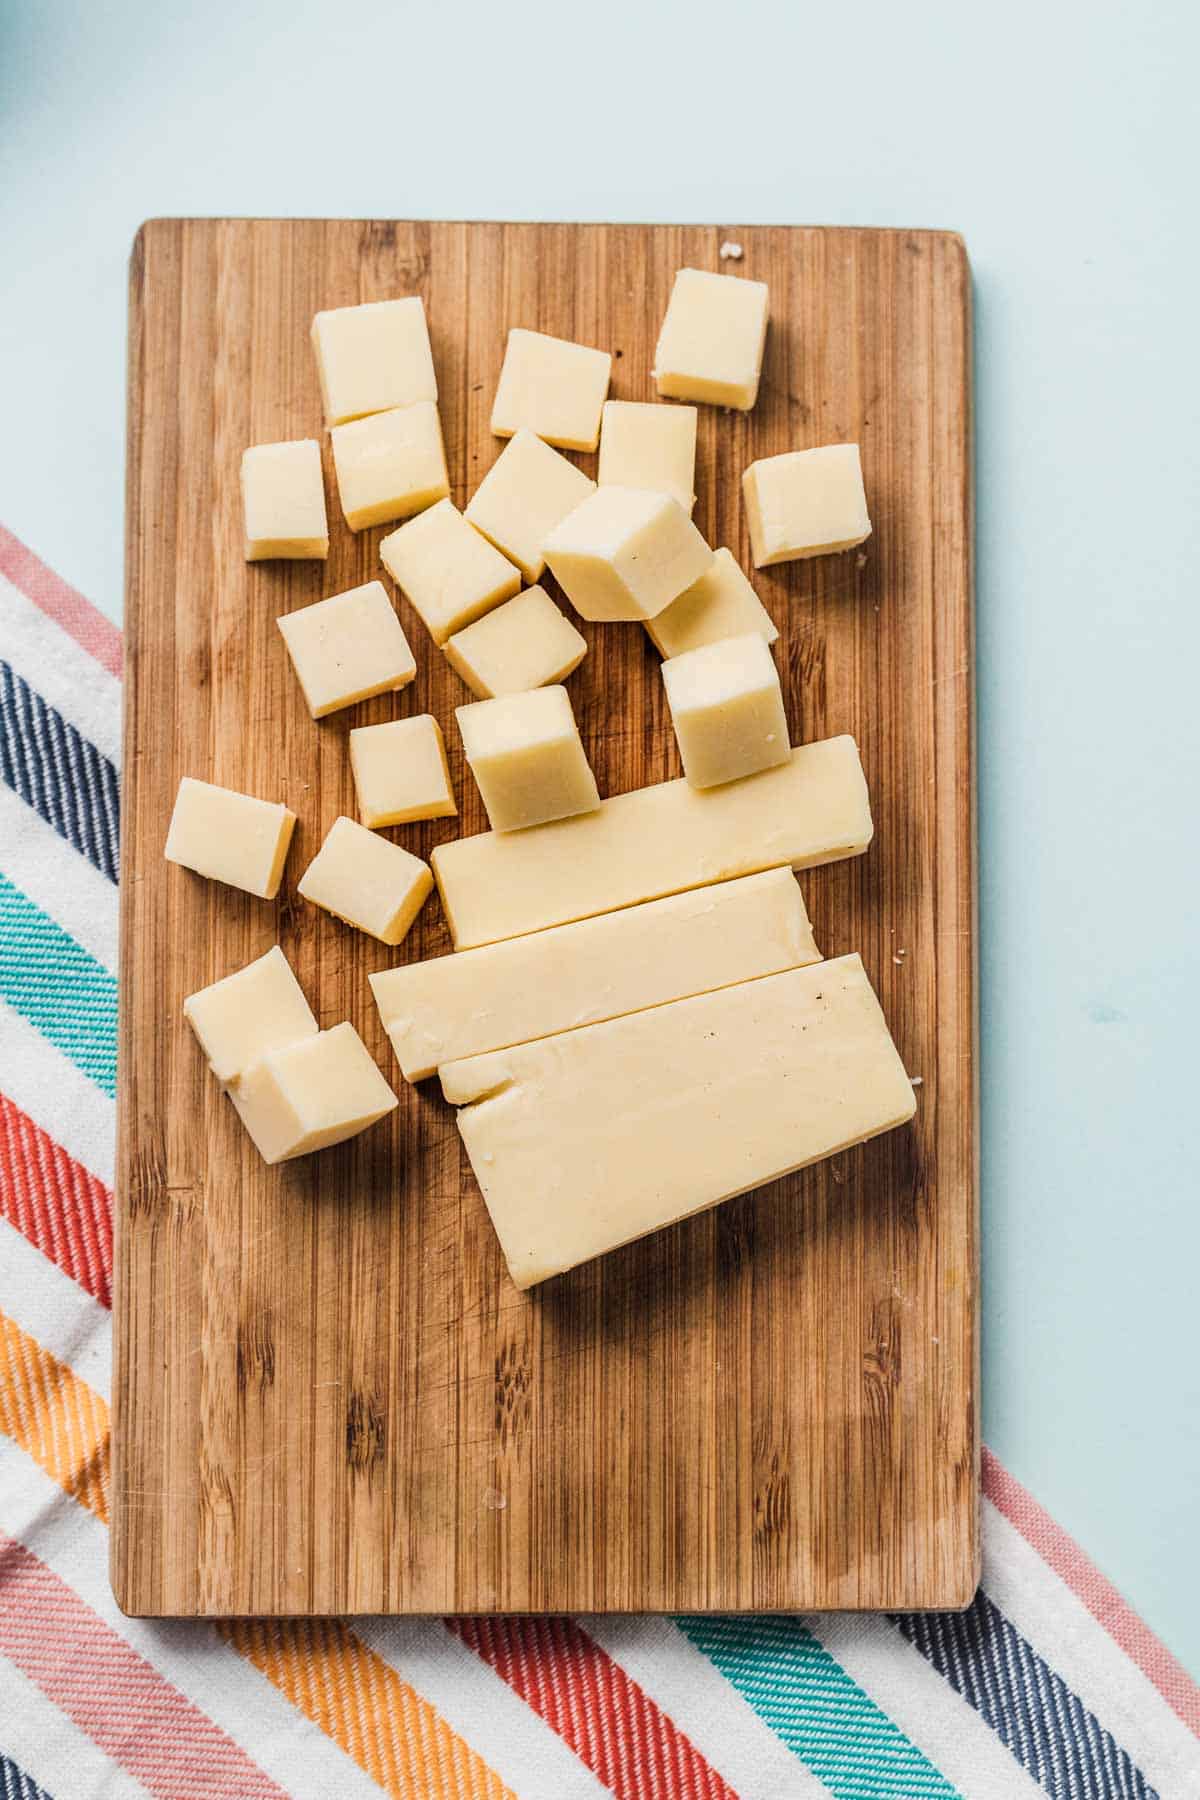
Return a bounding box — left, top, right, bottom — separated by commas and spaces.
646, 547, 778, 658
183, 946, 318, 1085
432, 734, 871, 948
164, 777, 296, 899
455, 685, 600, 832
310, 296, 437, 426
490, 328, 611, 451
464, 428, 594, 582
241, 439, 328, 561
441, 954, 916, 1288
371, 867, 819, 1081
597, 400, 697, 512
380, 499, 521, 645
276, 581, 416, 718
444, 586, 587, 699
230, 1022, 398, 1165
653, 268, 769, 411
349, 714, 457, 827
742, 444, 871, 566
330, 401, 449, 531
543, 486, 714, 623
297, 816, 433, 945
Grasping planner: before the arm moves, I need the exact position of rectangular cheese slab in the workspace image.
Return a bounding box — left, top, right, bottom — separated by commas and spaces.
371, 867, 819, 1081
442, 953, 916, 1289
432, 734, 871, 948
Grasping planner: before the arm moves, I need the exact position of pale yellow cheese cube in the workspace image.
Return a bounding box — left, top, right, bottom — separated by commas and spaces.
654, 268, 769, 411
310, 296, 436, 425
543, 486, 714, 622
490, 328, 611, 451
165, 777, 296, 900
742, 443, 871, 567
646, 547, 778, 657
662, 632, 790, 790
230, 1022, 398, 1165
298, 816, 433, 945
349, 715, 457, 828
241, 439, 328, 561
464, 429, 594, 581
598, 401, 697, 512
456, 685, 600, 833
330, 401, 449, 531
276, 581, 416, 719
379, 499, 520, 645
183, 946, 318, 1085
445, 587, 587, 699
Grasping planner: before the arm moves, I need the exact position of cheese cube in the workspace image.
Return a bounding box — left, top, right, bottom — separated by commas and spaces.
442, 955, 916, 1288
230, 1022, 398, 1165
445, 586, 587, 699
310, 296, 436, 425
464, 429, 594, 581
742, 444, 871, 567
598, 401, 697, 512
349, 715, 457, 828
165, 777, 296, 900
379, 499, 520, 645
543, 486, 714, 622
241, 439, 328, 561
183, 946, 318, 1085
371, 868, 820, 1082
456, 685, 599, 833
646, 547, 778, 660
276, 581, 416, 719
490, 328, 611, 451
432, 735, 871, 949
662, 633, 790, 789
654, 268, 769, 411
330, 401, 449, 532
297, 816, 433, 945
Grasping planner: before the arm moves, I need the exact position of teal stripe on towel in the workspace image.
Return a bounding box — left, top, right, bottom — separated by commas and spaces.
678, 1615, 962, 1800
0, 870, 117, 1096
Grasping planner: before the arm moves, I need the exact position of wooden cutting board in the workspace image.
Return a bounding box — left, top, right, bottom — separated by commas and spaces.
113, 219, 976, 1618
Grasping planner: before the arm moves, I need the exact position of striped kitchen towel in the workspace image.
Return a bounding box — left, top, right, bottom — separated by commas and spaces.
1, 521, 1197, 1800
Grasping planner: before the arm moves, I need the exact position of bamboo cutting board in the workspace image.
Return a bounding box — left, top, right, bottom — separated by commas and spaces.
113, 219, 976, 1617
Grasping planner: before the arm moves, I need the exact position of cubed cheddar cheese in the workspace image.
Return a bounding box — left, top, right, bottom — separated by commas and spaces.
298, 816, 433, 945
230, 1022, 398, 1165
310, 296, 436, 425
742, 444, 871, 566
165, 777, 296, 900
543, 486, 714, 622
654, 268, 769, 411
490, 328, 611, 451
183, 946, 318, 1085
598, 401, 697, 512
465, 428, 594, 581
445, 587, 587, 699
456, 685, 599, 833
349, 715, 457, 828
276, 581, 416, 718
241, 439, 328, 561
330, 401, 449, 531
661, 632, 790, 789
646, 547, 778, 658
380, 499, 521, 645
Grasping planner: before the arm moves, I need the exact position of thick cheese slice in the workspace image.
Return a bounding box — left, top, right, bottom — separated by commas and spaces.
442, 953, 916, 1289
431, 734, 871, 948
371, 867, 819, 1081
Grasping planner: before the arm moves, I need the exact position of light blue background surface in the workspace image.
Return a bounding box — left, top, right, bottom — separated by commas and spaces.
2, 0, 1197, 1673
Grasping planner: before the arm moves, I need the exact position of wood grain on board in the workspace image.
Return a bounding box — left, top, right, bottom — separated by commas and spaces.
113, 219, 976, 1617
